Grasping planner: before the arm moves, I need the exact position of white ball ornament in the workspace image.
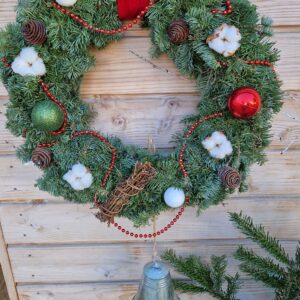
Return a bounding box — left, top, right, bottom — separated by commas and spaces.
164, 187, 185, 208
56, 0, 78, 7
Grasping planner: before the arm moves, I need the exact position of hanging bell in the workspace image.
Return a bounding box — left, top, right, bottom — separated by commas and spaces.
133, 261, 181, 300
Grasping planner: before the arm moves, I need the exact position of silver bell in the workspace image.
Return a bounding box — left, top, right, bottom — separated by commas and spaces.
133, 261, 181, 300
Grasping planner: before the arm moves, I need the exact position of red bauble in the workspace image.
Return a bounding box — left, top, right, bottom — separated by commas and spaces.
118, 0, 149, 20
228, 87, 261, 119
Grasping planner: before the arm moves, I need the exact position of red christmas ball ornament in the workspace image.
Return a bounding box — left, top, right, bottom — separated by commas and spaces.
228, 87, 262, 119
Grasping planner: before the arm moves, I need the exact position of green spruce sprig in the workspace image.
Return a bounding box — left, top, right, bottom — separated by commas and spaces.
162, 250, 240, 300
163, 213, 300, 300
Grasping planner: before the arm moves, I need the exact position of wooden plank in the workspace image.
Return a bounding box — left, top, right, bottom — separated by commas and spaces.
0, 150, 299, 203
8, 240, 298, 284
0, 223, 19, 300
1, 198, 300, 245
17, 281, 273, 300
74, 33, 300, 94
0, 155, 62, 203
0, 32, 300, 96
0, 93, 299, 153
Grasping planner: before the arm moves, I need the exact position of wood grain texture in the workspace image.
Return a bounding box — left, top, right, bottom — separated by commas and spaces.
1, 198, 300, 245
8, 240, 299, 284
17, 281, 273, 300
0, 93, 299, 152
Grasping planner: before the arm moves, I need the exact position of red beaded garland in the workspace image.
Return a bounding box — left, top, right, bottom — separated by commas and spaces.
50, 1, 154, 35
37, 142, 58, 148
94, 196, 190, 239
71, 130, 117, 187
212, 0, 232, 15
228, 87, 262, 119
104, 111, 224, 239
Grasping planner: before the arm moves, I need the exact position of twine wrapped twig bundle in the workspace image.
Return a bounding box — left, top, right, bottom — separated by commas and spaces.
95, 162, 157, 225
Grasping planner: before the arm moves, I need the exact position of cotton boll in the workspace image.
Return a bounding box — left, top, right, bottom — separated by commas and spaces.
20, 47, 38, 62
210, 148, 226, 159
70, 180, 85, 191
207, 24, 242, 57
225, 26, 241, 42
224, 42, 241, 57
11, 56, 27, 74
212, 131, 227, 144
32, 59, 46, 76
72, 163, 87, 175
11, 47, 46, 77
202, 131, 233, 160
208, 38, 225, 55
222, 140, 233, 155
202, 137, 216, 151
63, 163, 94, 191
56, 0, 78, 7
81, 173, 93, 189
63, 171, 75, 183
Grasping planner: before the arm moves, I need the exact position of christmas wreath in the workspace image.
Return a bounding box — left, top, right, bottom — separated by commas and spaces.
0, 0, 282, 233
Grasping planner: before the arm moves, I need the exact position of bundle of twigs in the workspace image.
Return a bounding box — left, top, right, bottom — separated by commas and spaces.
94, 161, 157, 225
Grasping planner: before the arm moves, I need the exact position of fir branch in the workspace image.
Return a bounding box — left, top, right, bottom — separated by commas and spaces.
235, 246, 286, 279
230, 212, 290, 265
162, 250, 240, 300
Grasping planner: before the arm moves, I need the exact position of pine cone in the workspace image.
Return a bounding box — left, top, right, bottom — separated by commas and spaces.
32, 147, 52, 169
167, 19, 189, 44
22, 21, 47, 45
218, 167, 241, 189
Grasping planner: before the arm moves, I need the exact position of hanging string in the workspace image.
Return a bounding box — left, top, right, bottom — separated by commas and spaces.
152, 216, 159, 262
118, 0, 150, 20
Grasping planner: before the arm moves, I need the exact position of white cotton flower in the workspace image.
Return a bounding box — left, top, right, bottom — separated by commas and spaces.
201, 137, 216, 151
202, 131, 233, 160
207, 24, 242, 57
211, 131, 227, 145
63, 163, 93, 191
11, 47, 46, 77
56, 0, 78, 7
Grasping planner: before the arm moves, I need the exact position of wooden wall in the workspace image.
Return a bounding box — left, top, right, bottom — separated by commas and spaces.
0, 1, 300, 299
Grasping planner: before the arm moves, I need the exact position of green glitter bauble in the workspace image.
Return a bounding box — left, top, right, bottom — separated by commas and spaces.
31, 100, 64, 132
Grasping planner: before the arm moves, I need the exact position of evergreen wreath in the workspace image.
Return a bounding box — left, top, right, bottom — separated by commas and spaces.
0, 0, 282, 229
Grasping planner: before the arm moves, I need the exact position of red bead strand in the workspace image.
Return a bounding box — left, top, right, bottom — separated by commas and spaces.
1, 57, 11, 69
212, 0, 232, 15
38, 79, 68, 135
219, 59, 275, 71
50, 1, 154, 35
71, 130, 117, 187
94, 195, 190, 239
245, 59, 276, 72
97, 111, 224, 239
37, 142, 58, 148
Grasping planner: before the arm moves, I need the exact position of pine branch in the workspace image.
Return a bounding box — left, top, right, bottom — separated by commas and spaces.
235, 246, 286, 279
162, 250, 240, 300
231, 213, 300, 299
230, 212, 290, 265
239, 263, 285, 289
